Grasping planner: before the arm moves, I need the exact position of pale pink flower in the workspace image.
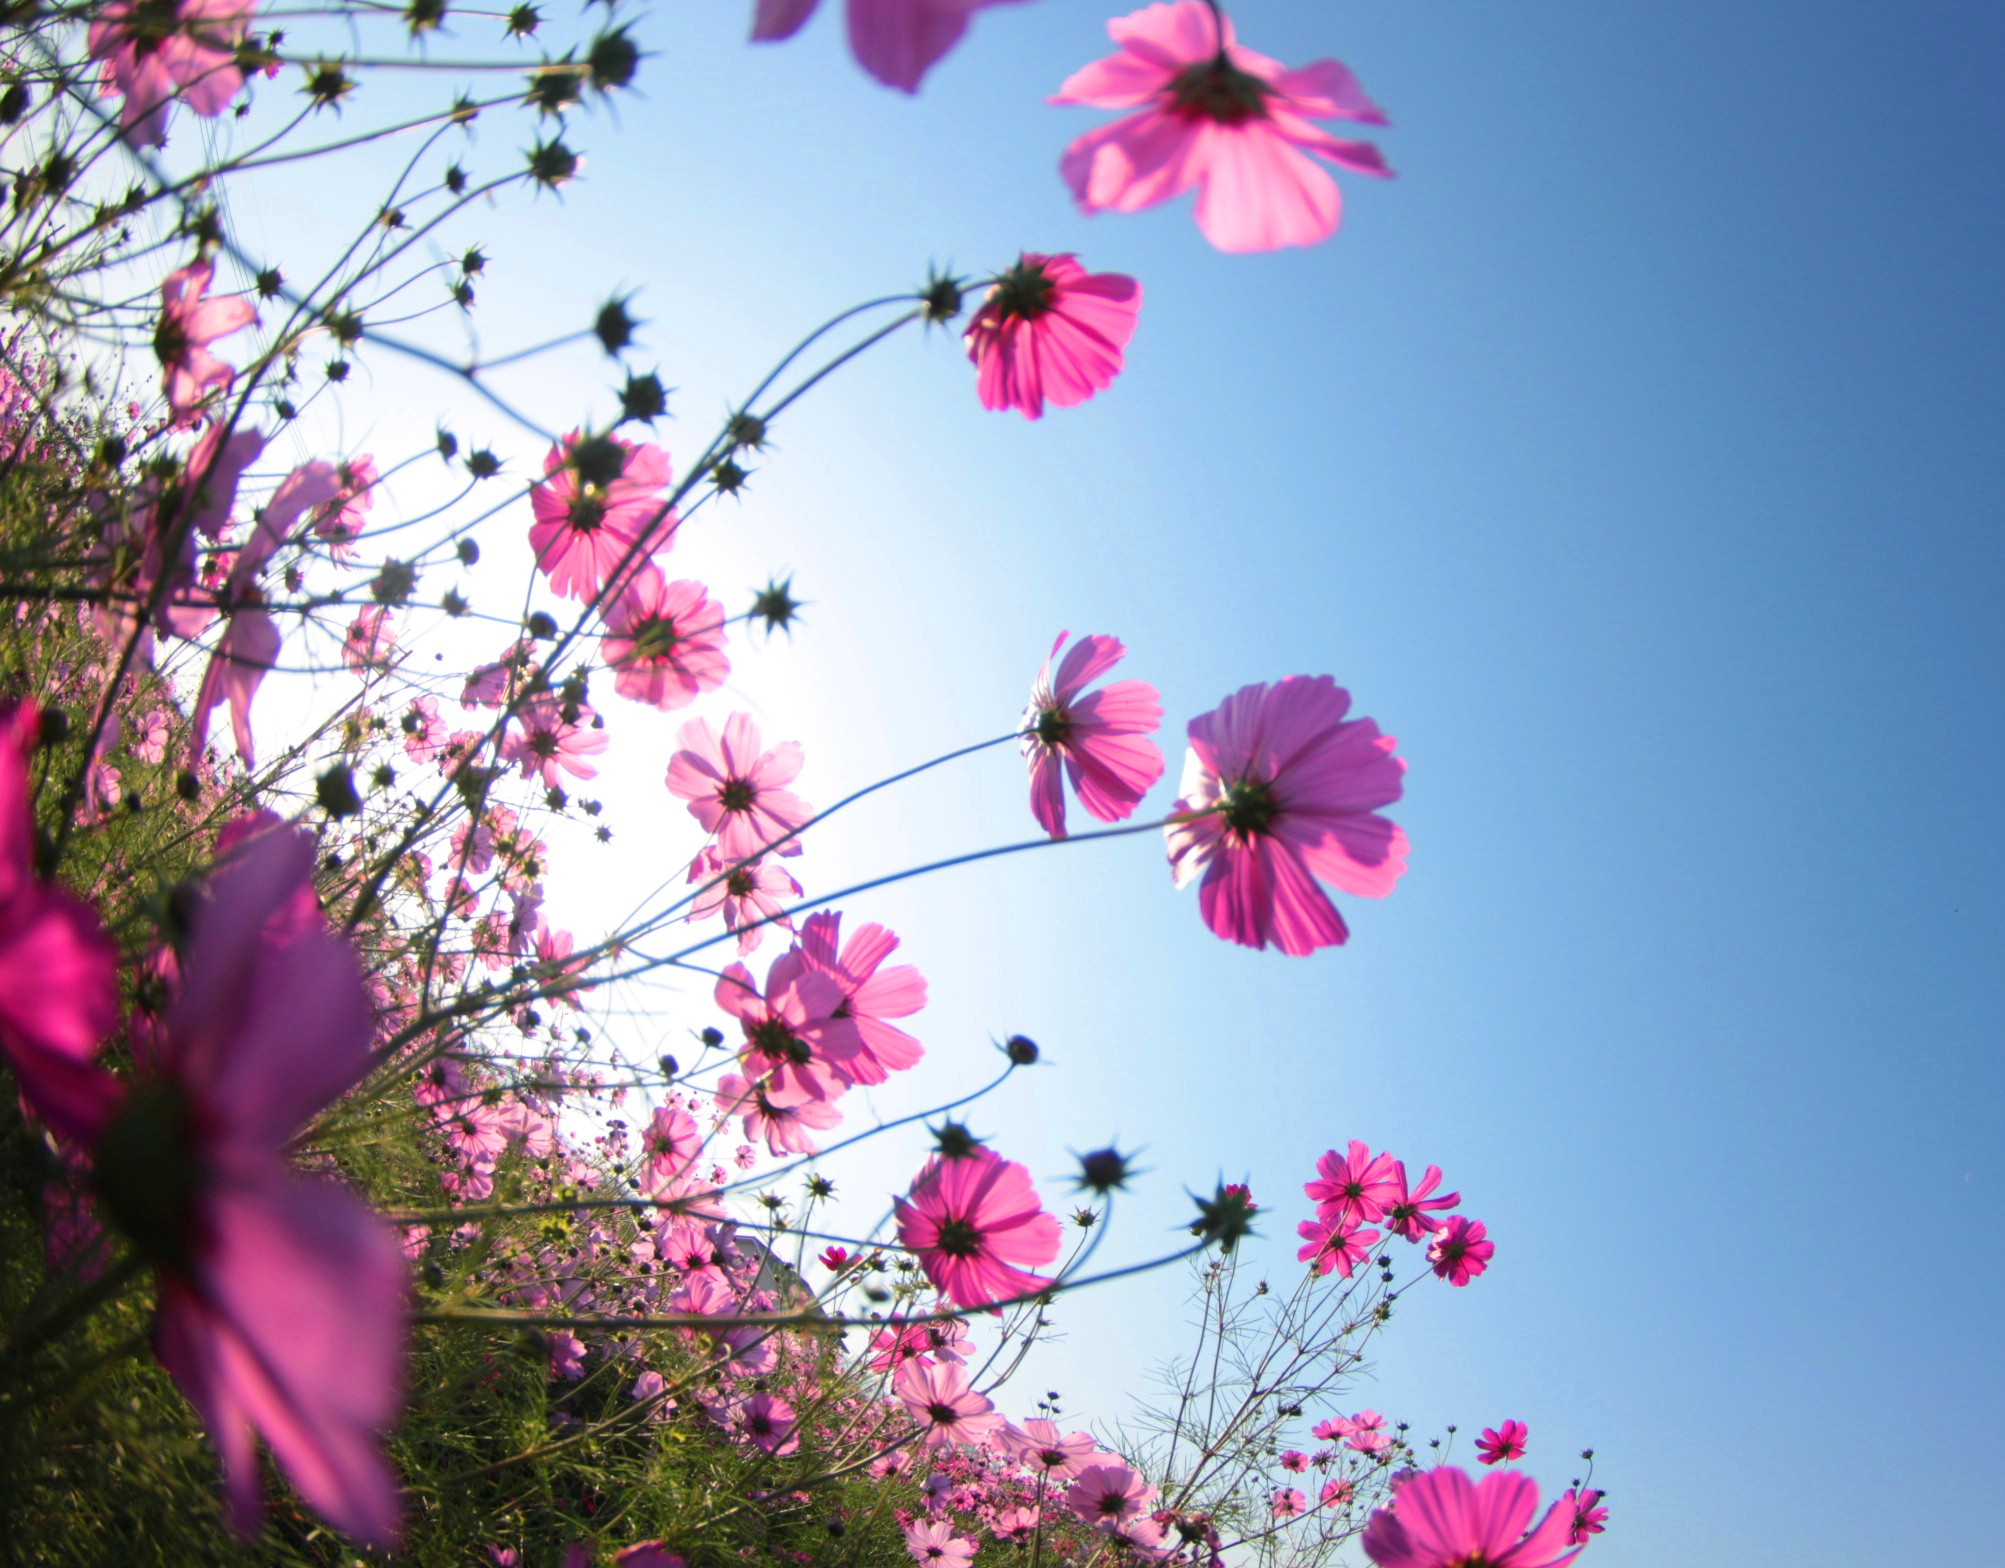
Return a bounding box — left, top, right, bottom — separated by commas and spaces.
868, 1311, 970, 1371
342, 605, 397, 675
189, 599, 279, 767
902, 1518, 978, 1568
528, 430, 678, 602
1346, 1410, 1391, 1454
462, 639, 539, 710
314, 456, 377, 561
89, 0, 253, 148
1427, 1216, 1494, 1286
1271, 1487, 1308, 1519
1361, 1466, 1582, 1568
714, 1071, 842, 1156
402, 697, 447, 767
242, 460, 340, 583
639, 1104, 701, 1191
153, 260, 258, 425
715, 946, 860, 1104
1052, 2, 1391, 253
1002, 1417, 1096, 1478
0, 705, 120, 1142
895, 1147, 1061, 1311
1294, 1215, 1380, 1278
600, 568, 729, 710
796, 909, 926, 1085
88, 826, 405, 1546
895, 1357, 1002, 1448
963, 253, 1140, 420
1020, 631, 1164, 838
686, 847, 800, 956
133, 709, 172, 763
1304, 1140, 1400, 1226
1165, 675, 1407, 955
731, 1391, 801, 1456
501, 693, 609, 789
664, 712, 812, 860
1383, 1162, 1460, 1241
1066, 1462, 1155, 1526
751, 0, 1033, 93
1477, 1420, 1528, 1466
1321, 1478, 1356, 1509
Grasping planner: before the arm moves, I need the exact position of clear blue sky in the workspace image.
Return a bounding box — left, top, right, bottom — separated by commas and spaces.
228, 3, 2005, 1561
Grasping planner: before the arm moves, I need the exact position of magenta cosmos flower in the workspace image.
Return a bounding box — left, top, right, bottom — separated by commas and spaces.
963, 253, 1141, 420
86, 826, 405, 1546
714, 946, 860, 1105
600, 567, 729, 711
1164, 675, 1407, 955
528, 430, 678, 603
895, 1146, 1062, 1310
664, 712, 812, 861
1427, 1215, 1494, 1286
1051, 1, 1391, 253
1383, 1161, 1460, 1241
89, 0, 253, 148
1304, 1140, 1400, 1227
0, 705, 120, 1142
1295, 1214, 1379, 1278
751, 0, 1034, 93
1361, 1466, 1583, 1568
797, 909, 927, 1085
501, 693, 609, 789
1020, 631, 1165, 839
1564, 1488, 1609, 1545
1477, 1421, 1529, 1466
154, 260, 258, 425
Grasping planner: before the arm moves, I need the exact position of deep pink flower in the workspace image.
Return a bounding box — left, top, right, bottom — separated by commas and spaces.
89, 0, 253, 148
88, 826, 404, 1546
869, 1311, 970, 1371
715, 946, 860, 1103
963, 253, 1140, 420
500, 693, 609, 789
686, 847, 800, 956
731, 1391, 801, 1456
664, 712, 812, 860
600, 568, 729, 711
1164, 675, 1407, 955
1563, 1488, 1608, 1545
1361, 1466, 1582, 1568
1383, 1162, 1460, 1241
1067, 1462, 1155, 1526
528, 430, 678, 602
1427, 1216, 1494, 1286
1304, 1140, 1400, 1226
895, 1357, 1002, 1448
1295, 1215, 1380, 1278
1280, 1450, 1308, 1473
1477, 1420, 1529, 1466
154, 261, 258, 425
895, 1147, 1062, 1310
0, 705, 120, 1141
1020, 631, 1164, 838
796, 909, 926, 1085
751, 0, 1033, 93
902, 1518, 978, 1568
1051, 1, 1391, 253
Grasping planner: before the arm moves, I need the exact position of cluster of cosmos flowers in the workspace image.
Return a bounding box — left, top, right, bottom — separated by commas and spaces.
0, 0, 1615, 1564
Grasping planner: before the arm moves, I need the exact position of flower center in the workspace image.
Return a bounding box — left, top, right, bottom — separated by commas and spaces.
718, 778, 756, 813
1167, 56, 1272, 126
925, 1402, 960, 1428
932, 1216, 983, 1258
989, 258, 1056, 323
1217, 775, 1279, 838
750, 1016, 811, 1067
1029, 705, 1070, 747
567, 492, 606, 533
629, 615, 680, 662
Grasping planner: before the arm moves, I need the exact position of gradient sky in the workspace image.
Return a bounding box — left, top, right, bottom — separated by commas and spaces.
217, 3, 2005, 1562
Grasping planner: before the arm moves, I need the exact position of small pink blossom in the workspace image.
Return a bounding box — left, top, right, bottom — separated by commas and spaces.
1305, 1140, 1400, 1227
963, 253, 1140, 420
895, 1357, 1002, 1448
714, 1071, 842, 1156
1295, 1214, 1380, 1278
500, 693, 609, 789
1346, 1411, 1391, 1454
314, 456, 378, 561
639, 1104, 700, 1190
1271, 1487, 1307, 1520
1477, 1421, 1529, 1466
686, 847, 800, 956
1361, 1466, 1582, 1568
751, 0, 1031, 93
1052, 2, 1392, 253
153, 260, 258, 425
89, 0, 254, 148
1321, 1478, 1356, 1509
664, 712, 812, 860
343, 605, 398, 675
894, 1146, 1062, 1311
1427, 1216, 1494, 1286
1066, 1462, 1155, 1526
133, 709, 172, 763
528, 430, 678, 602
1020, 631, 1164, 837
796, 909, 926, 1085
1165, 675, 1407, 955
1564, 1488, 1608, 1545
730, 1391, 800, 1456
600, 567, 729, 710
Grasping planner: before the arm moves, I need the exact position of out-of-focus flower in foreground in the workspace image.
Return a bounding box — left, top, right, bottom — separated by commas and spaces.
1361, 1465, 1583, 1568
751, 0, 1036, 93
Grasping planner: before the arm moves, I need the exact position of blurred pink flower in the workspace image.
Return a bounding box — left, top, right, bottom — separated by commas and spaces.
964, 253, 1140, 420
715, 1071, 842, 1156
89, 0, 253, 147
1304, 1140, 1399, 1226
1477, 1420, 1529, 1466
1427, 1216, 1494, 1286
752, 0, 1034, 93
189, 598, 278, 767
153, 260, 258, 424
600, 567, 729, 710
1361, 1466, 1581, 1568
1051, 1, 1391, 253
342, 605, 398, 675
1271, 1487, 1307, 1519
797, 909, 926, 1085
639, 1103, 701, 1191
665, 712, 812, 860
1067, 1461, 1155, 1526
314, 456, 377, 561
895, 1146, 1061, 1310
1020, 630, 1164, 838
1165, 675, 1407, 955
88, 826, 405, 1546
529, 430, 678, 602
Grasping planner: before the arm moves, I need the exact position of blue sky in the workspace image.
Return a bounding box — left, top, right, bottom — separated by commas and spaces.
218, 2, 2004, 1561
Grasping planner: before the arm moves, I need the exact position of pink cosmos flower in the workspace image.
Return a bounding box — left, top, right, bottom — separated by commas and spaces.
1361, 1466, 1582, 1568
869, 1310, 970, 1371
154, 260, 258, 425
1477, 1420, 1529, 1466
664, 712, 812, 860
639, 1104, 701, 1191
1564, 1488, 1609, 1545
500, 693, 609, 789
686, 847, 800, 956
895, 1357, 1003, 1448
1067, 1462, 1155, 1526
796, 909, 926, 1085
343, 605, 397, 675
1280, 1450, 1309, 1473
715, 1071, 843, 1156
1051, 2, 1392, 253
1304, 1140, 1400, 1227
528, 430, 678, 602
86, 826, 405, 1546
751, 0, 1034, 93
715, 947, 860, 1104
0, 705, 120, 1141
314, 456, 377, 561
1271, 1488, 1308, 1520
1346, 1410, 1391, 1454
1164, 675, 1407, 956
89, 0, 253, 148
600, 567, 729, 710
895, 1146, 1062, 1311
1020, 631, 1164, 838
1427, 1216, 1494, 1286
189, 597, 279, 767
963, 253, 1141, 420
730, 1391, 801, 1456
1383, 1162, 1460, 1241
903, 1518, 978, 1568
1002, 1417, 1096, 1478
134, 709, 172, 763
1322, 1478, 1356, 1509
1295, 1215, 1380, 1278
